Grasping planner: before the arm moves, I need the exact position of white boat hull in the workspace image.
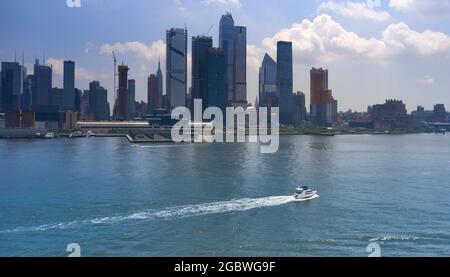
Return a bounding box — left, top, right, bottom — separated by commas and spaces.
293, 194, 319, 202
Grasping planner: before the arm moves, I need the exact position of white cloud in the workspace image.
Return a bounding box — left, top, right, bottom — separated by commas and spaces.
318, 1, 391, 21
99, 40, 165, 62
174, 0, 188, 13
260, 14, 450, 64
417, 75, 435, 85
389, 0, 450, 17
200, 0, 241, 6
389, 0, 411, 10
46, 58, 95, 80
247, 44, 265, 72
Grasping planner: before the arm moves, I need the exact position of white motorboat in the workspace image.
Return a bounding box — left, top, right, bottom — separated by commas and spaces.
42, 132, 55, 139
294, 186, 319, 201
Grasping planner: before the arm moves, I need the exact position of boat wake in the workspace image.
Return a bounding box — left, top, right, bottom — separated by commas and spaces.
2, 196, 299, 233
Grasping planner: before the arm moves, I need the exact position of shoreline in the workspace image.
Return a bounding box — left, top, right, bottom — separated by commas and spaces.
0, 129, 445, 140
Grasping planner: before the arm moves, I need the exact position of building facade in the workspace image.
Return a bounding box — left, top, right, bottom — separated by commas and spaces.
259, 53, 277, 108
33, 60, 52, 108
192, 36, 213, 111
310, 67, 337, 126
117, 64, 129, 120
147, 74, 159, 114
127, 79, 136, 119
276, 41, 293, 125
63, 60, 75, 111
219, 12, 247, 107
166, 28, 187, 110
291, 92, 306, 125
88, 81, 109, 121
1, 62, 23, 112
207, 48, 227, 112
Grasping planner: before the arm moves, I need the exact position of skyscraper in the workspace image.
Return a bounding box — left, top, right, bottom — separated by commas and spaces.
33, 60, 52, 108
63, 60, 75, 110
1, 62, 23, 112
166, 28, 187, 110
276, 41, 293, 125
259, 53, 277, 107
207, 48, 227, 112
127, 79, 136, 119
22, 74, 33, 111
192, 35, 213, 110
88, 81, 109, 121
234, 26, 247, 106
219, 12, 247, 107
117, 64, 129, 120
291, 91, 306, 125
147, 74, 159, 114
156, 59, 163, 109
310, 68, 337, 126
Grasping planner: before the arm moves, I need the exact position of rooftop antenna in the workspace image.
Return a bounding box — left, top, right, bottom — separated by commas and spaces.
14, 51, 17, 63
22, 51, 24, 67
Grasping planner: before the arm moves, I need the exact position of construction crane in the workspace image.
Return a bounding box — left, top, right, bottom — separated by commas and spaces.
112, 51, 117, 102
206, 25, 214, 36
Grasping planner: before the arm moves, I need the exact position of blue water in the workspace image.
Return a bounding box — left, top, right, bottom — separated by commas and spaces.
0, 134, 450, 257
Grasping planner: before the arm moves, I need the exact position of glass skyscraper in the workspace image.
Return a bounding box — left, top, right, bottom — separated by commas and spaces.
276, 41, 293, 125
259, 53, 277, 107
192, 36, 213, 110
207, 48, 227, 112
0, 61, 23, 112
219, 12, 247, 107
88, 81, 109, 121
33, 60, 52, 108
166, 28, 187, 110
127, 79, 136, 119
117, 64, 129, 120
63, 60, 75, 111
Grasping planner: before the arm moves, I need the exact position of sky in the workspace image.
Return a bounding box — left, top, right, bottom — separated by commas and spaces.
1, 0, 450, 112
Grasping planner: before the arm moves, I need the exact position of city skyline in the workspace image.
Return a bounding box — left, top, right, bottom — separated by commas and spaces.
1, 0, 450, 112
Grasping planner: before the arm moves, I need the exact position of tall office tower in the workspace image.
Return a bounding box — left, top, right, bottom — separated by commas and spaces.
276, 41, 293, 125
74, 88, 82, 118
117, 64, 129, 120
219, 12, 247, 107
50, 88, 64, 107
310, 67, 337, 126
166, 28, 187, 110
63, 60, 75, 110
192, 36, 213, 110
0, 62, 23, 112
258, 53, 277, 107
127, 79, 136, 119
207, 48, 227, 112
234, 26, 247, 106
33, 59, 52, 108
291, 91, 306, 126
88, 81, 110, 121
156, 59, 163, 109
22, 74, 33, 111
147, 74, 159, 113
